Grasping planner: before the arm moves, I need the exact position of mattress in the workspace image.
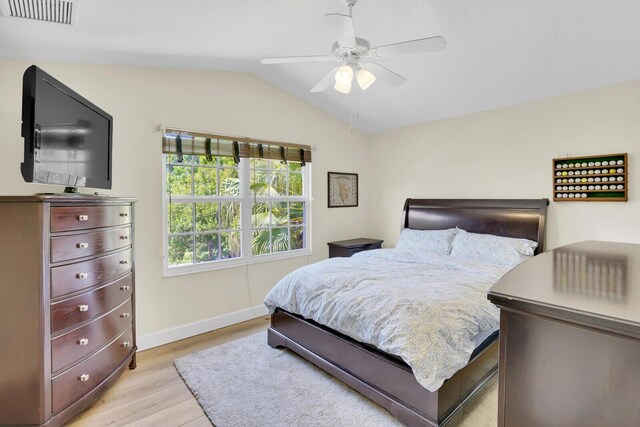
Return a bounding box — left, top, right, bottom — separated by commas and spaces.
265, 248, 511, 391
473, 325, 499, 349
359, 324, 499, 368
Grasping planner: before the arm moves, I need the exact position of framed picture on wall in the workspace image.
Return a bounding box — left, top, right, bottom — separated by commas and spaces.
328, 172, 358, 208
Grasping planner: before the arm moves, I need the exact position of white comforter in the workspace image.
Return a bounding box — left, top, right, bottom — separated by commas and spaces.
264, 249, 510, 392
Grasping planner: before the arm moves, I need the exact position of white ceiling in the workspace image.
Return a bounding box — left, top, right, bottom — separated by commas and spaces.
1, 0, 640, 133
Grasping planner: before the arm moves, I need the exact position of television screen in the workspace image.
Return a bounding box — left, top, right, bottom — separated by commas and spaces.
21, 66, 113, 191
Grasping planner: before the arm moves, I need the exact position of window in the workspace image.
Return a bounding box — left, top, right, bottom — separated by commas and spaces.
163, 139, 311, 276
250, 159, 305, 256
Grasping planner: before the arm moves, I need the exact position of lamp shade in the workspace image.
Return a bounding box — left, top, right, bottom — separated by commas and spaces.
356, 68, 376, 90
334, 81, 352, 94
334, 65, 354, 86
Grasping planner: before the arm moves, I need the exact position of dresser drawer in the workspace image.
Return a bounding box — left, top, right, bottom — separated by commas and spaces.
51, 249, 132, 298
51, 205, 131, 233
51, 299, 132, 373
52, 328, 133, 412
51, 227, 131, 263
51, 274, 133, 333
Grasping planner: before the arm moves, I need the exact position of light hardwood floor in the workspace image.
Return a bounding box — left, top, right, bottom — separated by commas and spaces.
67, 316, 271, 427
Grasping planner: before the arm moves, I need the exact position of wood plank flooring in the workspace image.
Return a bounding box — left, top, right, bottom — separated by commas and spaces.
67, 316, 271, 427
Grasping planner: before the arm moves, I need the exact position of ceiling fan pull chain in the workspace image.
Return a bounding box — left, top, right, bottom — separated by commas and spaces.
349, 88, 354, 134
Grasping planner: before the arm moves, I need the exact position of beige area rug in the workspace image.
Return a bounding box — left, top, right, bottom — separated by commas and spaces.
174, 331, 497, 426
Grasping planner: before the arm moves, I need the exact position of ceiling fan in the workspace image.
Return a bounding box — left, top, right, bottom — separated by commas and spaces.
260, 0, 447, 94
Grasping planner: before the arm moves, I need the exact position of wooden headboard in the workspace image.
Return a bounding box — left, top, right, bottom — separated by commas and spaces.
402, 199, 550, 254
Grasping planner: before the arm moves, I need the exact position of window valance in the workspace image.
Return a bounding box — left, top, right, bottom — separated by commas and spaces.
162, 127, 312, 164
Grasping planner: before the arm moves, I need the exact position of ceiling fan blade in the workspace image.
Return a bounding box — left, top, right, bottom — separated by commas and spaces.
310, 67, 341, 93
372, 36, 447, 57
261, 55, 335, 65
325, 13, 356, 48
365, 62, 406, 87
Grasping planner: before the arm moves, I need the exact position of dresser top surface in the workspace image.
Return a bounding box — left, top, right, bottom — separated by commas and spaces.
0, 194, 137, 203
489, 240, 640, 329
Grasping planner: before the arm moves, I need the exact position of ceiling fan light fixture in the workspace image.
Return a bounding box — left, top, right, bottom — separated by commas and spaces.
356, 67, 376, 90
260, 1, 447, 95
334, 64, 354, 86
334, 81, 352, 94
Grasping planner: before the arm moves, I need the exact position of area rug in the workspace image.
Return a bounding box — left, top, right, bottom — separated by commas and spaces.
174, 331, 497, 427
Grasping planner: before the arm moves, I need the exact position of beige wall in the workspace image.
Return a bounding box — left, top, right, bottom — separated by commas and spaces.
368, 80, 640, 250
0, 60, 370, 338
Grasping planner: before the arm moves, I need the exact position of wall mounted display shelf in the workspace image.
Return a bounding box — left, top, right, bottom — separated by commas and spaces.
553, 153, 628, 202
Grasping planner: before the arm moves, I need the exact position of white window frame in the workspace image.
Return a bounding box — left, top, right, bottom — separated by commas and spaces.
162, 154, 312, 277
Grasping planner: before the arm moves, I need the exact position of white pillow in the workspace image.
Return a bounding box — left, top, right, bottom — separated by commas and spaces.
395, 228, 458, 255
450, 229, 538, 268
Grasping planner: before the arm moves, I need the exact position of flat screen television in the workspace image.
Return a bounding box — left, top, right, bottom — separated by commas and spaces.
21, 65, 113, 193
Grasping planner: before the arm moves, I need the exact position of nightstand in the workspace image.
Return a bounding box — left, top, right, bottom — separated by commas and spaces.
327, 238, 384, 258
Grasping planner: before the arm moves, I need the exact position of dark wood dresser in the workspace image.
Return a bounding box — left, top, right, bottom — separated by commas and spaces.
488, 240, 640, 427
0, 195, 137, 427
327, 238, 383, 258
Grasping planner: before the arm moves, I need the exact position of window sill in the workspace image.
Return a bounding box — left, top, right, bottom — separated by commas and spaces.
163, 249, 311, 278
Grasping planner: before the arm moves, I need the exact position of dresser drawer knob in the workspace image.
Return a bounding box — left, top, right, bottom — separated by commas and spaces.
78, 215, 89, 222
120, 285, 130, 291
120, 260, 129, 265
121, 341, 131, 348
119, 235, 129, 240
78, 304, 89, 312
76, 242, 89, 249
76, 272, 88, 279
120, 212, 128, 218
79, 373, 90, 382
78, 338, 89, 346
120, 312, 130, 318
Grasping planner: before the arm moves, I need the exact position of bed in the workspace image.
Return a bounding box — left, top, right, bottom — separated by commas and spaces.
266, 198, 549, 426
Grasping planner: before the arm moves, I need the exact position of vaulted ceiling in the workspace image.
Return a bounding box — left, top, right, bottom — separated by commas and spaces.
1, 0, 639, 132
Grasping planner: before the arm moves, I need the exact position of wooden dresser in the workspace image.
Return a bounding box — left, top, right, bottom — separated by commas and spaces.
0, 195, 137, 427
488, 241, 640, 427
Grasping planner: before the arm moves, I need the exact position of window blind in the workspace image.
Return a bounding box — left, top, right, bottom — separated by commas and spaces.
162, 127, 312, 164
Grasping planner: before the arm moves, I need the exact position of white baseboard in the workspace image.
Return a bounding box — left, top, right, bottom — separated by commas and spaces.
137, 304, 270, 351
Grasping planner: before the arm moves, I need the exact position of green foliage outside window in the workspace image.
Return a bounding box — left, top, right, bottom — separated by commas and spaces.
166, 155, 306, 268
166, 155, 242, 266
249, 159, 304, 256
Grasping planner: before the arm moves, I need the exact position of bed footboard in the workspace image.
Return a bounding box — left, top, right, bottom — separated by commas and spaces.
269, 309, 498, 427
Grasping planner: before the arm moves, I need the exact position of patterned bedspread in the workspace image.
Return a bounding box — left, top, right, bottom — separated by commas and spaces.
264, 249, 510, 391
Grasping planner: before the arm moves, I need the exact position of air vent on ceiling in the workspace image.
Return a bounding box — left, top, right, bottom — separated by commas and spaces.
0, 0, 79, 25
